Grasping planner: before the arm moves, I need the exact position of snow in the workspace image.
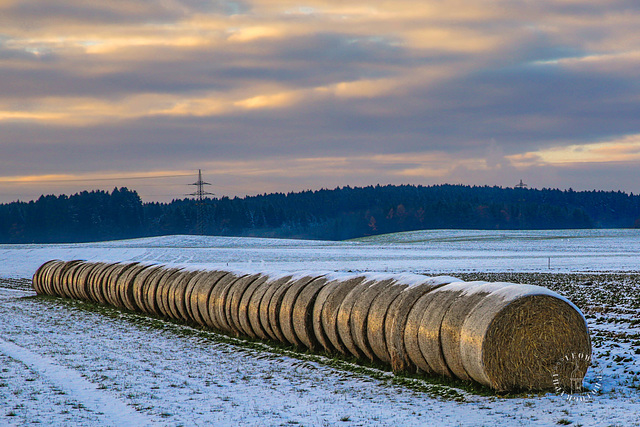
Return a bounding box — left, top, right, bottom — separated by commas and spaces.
2, 229, 640, 425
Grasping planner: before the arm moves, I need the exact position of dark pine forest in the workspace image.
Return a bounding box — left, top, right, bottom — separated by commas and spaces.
1, 184, 640, 243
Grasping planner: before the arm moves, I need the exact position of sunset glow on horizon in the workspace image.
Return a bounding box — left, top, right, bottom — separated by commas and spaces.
2, 0, 640, 202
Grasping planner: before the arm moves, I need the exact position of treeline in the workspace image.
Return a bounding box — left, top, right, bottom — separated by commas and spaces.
1, 184, 640, 243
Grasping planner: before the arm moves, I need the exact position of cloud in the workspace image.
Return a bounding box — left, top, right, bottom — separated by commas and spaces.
1, 0, 640, 202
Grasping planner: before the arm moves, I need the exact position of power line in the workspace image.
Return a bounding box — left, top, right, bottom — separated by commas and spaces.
0, 173, 193, 184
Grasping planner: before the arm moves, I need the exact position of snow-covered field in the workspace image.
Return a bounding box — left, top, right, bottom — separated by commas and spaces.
1, 229, 640, 426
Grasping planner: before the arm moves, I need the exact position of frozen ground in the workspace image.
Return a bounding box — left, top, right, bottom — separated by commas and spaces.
1, 229, 640, 426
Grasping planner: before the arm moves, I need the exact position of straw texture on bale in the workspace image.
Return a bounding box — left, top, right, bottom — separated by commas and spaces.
266, 277, 298, 343
132, 265, 164, 313
210, 273, 245, 334
185, 271, 213, 325
386, 276, 458, 373
416, 282, 485, 376
459, 286, 591, 391
237, 275, 269, 338
350, 278, 397, 362
254, 276, 293, 341
291, 276, 330, 351
86, 263, 110, 304
72, 262, 97, 301
440, 282, 509, 381
32, 260, 592, 392
336, 279, 375, 358
226, 274, 263, 336
117, 264, 151, 312
279, 275, 323, 347
196, 271, 232, 330
311, 279, 342, 354
367, 282, 410, 363
169, 270, 200, 322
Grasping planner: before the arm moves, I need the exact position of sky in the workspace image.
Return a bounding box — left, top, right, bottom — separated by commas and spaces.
1, 0, 640, 203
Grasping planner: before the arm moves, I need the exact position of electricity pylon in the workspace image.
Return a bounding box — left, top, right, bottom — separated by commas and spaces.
188, 169, 214, 235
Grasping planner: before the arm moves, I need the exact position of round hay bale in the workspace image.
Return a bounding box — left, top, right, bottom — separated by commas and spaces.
132, 265, 163, 313
106, 263, 139, 308
146, 267, 183, 316
38, 260, 60, 296
366, 282, 411, 363
54, 260, 83, 298
321, 275, 367, 355
32, 260, 60, 295
93, 263, 121, 305
405, 292, 440, 374
117, 264, 152, 312
67, 260, 91, 300
291, 276, 330, 351
49, 261, 67, 297
60, 260, 85, 299
167, 270, 200, 321
226, 273, 264, 337
184, 270, 212, 324
40, 260, 59, 296
311, 278, 343, 354
440, 282, 509, 381
350, 278, 397, 362
154, 268, 185, 318
335, 277, 379, 358
258, 275, 293, 342
386, 275, 458, 373
459, 285, 591, 391
85, 262, 111, 303
72, 262, 99, 301
417, 282, 485, 377
254, 276, 294, 341
195, 271, 232, 330
45, 261, 68, 296
237, 275, 270, 338
279, 274, 323, 347
209, 272, 246, 334
48, 261, 67, 297
266, 276, 298, 344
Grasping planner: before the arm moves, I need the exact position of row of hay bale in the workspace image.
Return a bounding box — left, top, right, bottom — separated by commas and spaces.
32, 260, 591, 391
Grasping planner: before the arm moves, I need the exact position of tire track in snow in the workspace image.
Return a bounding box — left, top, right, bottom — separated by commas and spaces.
0, 337, 154, 426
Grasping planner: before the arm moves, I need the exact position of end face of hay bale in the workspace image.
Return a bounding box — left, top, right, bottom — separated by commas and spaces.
185, 271, 213, 325
461, 288, 591, 391
118, 264, 152, 312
